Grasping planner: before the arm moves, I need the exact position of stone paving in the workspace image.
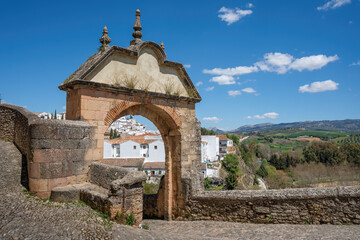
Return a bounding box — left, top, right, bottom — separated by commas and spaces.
1, 140, 360, 240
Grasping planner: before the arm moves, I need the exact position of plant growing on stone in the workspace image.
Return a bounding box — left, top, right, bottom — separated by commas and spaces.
126, 213, 135, 225
185, 86, 196, 98
139, 77, 154, 92
162, 79, 174, 95
122, 74, 138, 89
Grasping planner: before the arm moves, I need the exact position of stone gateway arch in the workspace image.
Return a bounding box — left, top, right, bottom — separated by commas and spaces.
59, 10, 203, 220
1, 9, 359, 225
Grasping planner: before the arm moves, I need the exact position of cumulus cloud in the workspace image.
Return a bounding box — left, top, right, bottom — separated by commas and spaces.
289, 55, 339, 72
196, 81, 203, 87
350, 60, 360, 66
255, 53, 294, 74
218, 7, 253, 25
246, 112, 279, 119
299, 80, 339, 93
203, 53, 338, 78
242, 87, 256, 93
203, 117, 221, 122
317, 0, 351, 11
184, 64, 191, 68
203, 66, 258, 76
228, 90, 242, 96
210, 75, 236, 85
205, 86, 215, 91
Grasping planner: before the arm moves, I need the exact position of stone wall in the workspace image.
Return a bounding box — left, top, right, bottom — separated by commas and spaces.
181, 186, 360, 224
0, 104, 98, 198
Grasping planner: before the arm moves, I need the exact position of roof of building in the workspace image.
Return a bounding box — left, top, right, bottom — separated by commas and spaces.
143, 162, 165, 170
217, 135, 230, 141
100, 158, 144, 168
105, 134, 163, 145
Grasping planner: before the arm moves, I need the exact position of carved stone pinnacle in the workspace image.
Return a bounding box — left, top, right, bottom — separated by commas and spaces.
131, 9, 143, 45
99, 25, 111, 47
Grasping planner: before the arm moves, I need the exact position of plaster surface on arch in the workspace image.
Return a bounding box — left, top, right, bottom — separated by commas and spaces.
84, 47, 190, 97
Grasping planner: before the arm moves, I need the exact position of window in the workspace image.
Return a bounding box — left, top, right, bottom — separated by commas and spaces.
159, 170, 162, 175
143, 154, 146, 157
154, 145, 157, 150
151, 171, 154, 176
133, 146, 136, 149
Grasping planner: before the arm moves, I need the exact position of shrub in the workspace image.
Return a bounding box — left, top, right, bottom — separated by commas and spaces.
126, 213, 135, 225
225, 172, 238, 190
204, 177, 212, 190
222, 154, 239, 173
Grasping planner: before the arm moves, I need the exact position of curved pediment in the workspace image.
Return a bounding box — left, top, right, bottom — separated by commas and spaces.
60, 43, 200, 100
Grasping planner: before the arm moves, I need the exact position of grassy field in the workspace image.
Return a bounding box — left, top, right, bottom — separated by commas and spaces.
273, 130, 349, 139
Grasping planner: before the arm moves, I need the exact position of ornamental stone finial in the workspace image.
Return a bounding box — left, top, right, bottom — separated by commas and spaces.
99, 25, 111, 48
161, 42, 165, 51
130, 9, 143, 45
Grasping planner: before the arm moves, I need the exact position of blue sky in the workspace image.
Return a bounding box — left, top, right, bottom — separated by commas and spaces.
0, 0, 359, 131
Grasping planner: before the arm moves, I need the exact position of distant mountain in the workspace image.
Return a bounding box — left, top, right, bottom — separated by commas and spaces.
230, 119, 360, 133
207, 127, 225, 134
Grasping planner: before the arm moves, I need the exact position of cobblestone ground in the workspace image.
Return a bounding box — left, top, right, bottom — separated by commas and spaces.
1, 140, 360, 239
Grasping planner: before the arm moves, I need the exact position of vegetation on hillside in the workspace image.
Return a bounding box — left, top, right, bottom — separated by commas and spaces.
201, 127, 216, 135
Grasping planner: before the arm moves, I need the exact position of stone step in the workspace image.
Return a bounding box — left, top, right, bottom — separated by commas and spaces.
50, 182, 109, 202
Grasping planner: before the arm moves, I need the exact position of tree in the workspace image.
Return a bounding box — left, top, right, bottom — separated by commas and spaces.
340, 143, 360, 165
110, 129, 114, 139
54, 109, 57, 119
222, 154, 240, 190
226, 134, 239, 146
201, 127, 216, 135
222, 154, 239, 173
225, 172, 238, 190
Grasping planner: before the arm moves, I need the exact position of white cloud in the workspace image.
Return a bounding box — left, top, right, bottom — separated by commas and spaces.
210, 75, 236, 85
218, 7, 253, 25
317, 0, 351, 11
247, 3, 254, 8
205, 86, 215, 91
204, 53, 338, 78
242, 87, 256, 93
289, 54, 339, 71
228, 90, 242, 96
255, 52, 294, 74
246, 112, 279, 119
203, 117, 221, 123
203, 66, 258, 76
62, 106, 66, 110
196, 81, 203, 87
184, 64, 191, 68
299, 80, 339, 93
350, 60, 360, 66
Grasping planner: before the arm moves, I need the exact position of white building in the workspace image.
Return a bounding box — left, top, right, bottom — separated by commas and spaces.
108, 116, 159, 136
103, 134, 238, 179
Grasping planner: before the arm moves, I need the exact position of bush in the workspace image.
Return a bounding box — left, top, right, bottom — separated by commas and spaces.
256, 162, 268, 178
222, 154, 239, 173
125, 213, 135, 225
225, 172, 238, 190
204, 177, 212, 190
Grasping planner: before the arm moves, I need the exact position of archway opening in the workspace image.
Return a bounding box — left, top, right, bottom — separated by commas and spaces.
100, 103, 182, 220
102, 114, 165, 195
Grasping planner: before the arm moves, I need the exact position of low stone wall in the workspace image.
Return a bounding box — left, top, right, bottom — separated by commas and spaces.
182, 186, 360, 224
29, 120, 97, 198
0, 104, 98, 198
